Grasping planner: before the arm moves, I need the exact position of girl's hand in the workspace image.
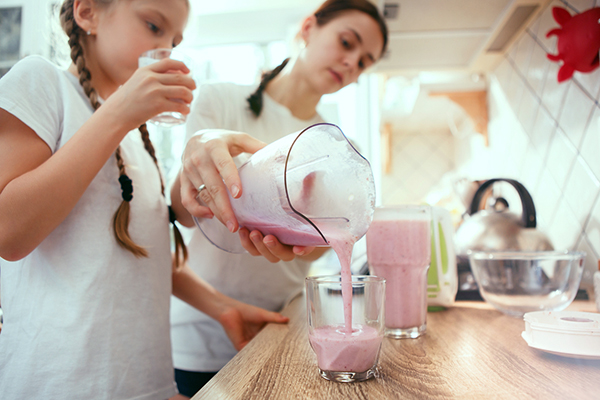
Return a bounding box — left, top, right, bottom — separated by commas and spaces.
101, 58, 196, 132
180, 130, 266, 231
238, 228, 320, 263
217, 299, 289, 351
171, 262, 289, 351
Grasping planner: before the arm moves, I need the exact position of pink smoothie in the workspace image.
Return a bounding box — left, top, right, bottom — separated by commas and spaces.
242, 220, 356, 333
366, 219, 430, 329
241, 222, 330, 247
249, 218, 382, 368
314, 227, 383, 372
309, 324, 383, 372
329, 235, 355, 334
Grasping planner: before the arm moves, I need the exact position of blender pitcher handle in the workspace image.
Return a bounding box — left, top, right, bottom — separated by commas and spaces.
468, 178, 537, 228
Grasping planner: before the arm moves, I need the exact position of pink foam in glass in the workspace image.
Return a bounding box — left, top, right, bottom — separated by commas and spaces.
366, 206, 431, 339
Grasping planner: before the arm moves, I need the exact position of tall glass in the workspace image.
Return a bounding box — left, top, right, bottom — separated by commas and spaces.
306, 275, 385, 382
138, 48, 193, 127
366, 205, 431, 339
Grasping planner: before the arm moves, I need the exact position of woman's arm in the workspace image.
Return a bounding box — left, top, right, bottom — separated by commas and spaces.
170, 85, 327, 263
171, 129, 266, 228
171, 129, 328, 263
172, 262, 289, 350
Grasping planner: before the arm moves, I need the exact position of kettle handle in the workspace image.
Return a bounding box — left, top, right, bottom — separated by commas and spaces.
468, 178, 537, 228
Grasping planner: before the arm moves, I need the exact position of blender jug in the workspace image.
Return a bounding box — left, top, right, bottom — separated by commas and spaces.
194, 123, 376, 253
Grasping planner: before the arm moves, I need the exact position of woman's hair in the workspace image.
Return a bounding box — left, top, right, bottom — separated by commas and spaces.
60, 0, 187, 269
247, 0, 389, 117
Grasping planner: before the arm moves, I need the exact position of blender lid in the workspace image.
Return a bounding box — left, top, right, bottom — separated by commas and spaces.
521, 311, 600, 359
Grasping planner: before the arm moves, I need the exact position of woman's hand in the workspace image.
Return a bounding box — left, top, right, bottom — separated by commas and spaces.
101, 58, 196, 132
238, 228, 325, 263
179, 130, 266, 231
217, 299, 289, 351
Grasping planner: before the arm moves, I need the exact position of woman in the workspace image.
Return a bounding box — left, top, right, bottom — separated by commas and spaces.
169, 0, 388, 396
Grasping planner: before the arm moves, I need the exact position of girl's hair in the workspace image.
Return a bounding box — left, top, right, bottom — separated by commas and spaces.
247, 0, 389, 117
60, 0, 187, 270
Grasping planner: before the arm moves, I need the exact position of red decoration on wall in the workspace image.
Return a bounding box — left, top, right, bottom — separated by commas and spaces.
546, 6, 600, 83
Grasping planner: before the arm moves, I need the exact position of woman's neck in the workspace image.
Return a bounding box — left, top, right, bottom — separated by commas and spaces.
264, 61, 321, 121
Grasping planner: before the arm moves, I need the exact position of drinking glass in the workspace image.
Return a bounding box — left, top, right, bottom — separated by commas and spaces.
366, 205, 431, 338
306, 275, 385, 382
138, 48, 193, 127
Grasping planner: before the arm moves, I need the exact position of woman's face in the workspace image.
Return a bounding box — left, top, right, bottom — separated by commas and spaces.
299, 10, 384, 94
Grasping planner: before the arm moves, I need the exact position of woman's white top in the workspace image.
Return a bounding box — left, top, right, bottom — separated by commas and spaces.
170, 82, 323, 371
0, 56, 176, 400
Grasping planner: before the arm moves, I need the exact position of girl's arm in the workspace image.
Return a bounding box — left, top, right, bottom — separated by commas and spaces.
0, 108, 131, 260
171, 262, 289, 350
0, 59, 195, 261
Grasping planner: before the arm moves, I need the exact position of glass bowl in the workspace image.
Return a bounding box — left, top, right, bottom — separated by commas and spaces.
467, 250, 585, 317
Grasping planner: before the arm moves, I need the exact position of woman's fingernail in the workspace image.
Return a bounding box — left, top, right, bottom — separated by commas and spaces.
250, 233, 261, 241
226, 221, 235, 232
264, 238, 275, 247
231, 184, 240, 198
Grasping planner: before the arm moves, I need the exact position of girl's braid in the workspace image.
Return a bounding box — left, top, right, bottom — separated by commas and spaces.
60, 0, 190, 266
139, 123, 188, 269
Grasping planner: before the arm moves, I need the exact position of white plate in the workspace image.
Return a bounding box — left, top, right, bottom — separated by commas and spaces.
521, 311, 600, 359
521, 331, 600, 359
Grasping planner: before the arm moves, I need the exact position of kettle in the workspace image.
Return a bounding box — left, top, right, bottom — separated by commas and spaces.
455, 178, 554, 256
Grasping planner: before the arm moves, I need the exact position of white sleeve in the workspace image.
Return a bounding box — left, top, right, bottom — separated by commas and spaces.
185, 83, 223, 143
0, 56, 63, 152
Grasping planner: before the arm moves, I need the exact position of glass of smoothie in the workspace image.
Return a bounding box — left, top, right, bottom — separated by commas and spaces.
366, 205, 431, 339
138, 48, 193, 127
306, 275, 385, 383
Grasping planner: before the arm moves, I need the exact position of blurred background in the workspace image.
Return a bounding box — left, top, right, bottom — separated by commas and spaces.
1, 0, 599, 297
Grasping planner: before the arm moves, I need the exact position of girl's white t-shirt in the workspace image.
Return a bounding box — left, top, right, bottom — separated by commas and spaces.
170, 82, 324, 371
0, 56, 177, 400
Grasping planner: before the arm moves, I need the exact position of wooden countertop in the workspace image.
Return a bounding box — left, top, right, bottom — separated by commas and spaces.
192, 298, 600, 399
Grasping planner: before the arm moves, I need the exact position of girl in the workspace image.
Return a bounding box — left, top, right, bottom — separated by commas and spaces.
168, 0, 388, 395
0, 0, 287, 399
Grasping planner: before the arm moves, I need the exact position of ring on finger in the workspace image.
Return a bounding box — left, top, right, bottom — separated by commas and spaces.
197, 184, 207, 193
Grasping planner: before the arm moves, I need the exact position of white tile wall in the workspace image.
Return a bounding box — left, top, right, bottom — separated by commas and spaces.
546, 127, 577, 190
382, 129, 455, 204
530, 105, 558, 155
525, 43, 551, 98
564, 156, 600, 227
588, 199, 600, 256
547, 197, 582, 249
580, 107, 600, 178
491, 0, 600, 295
517, 84, 541, 134
520, 143, 545, 193
558, 83, 597, 148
